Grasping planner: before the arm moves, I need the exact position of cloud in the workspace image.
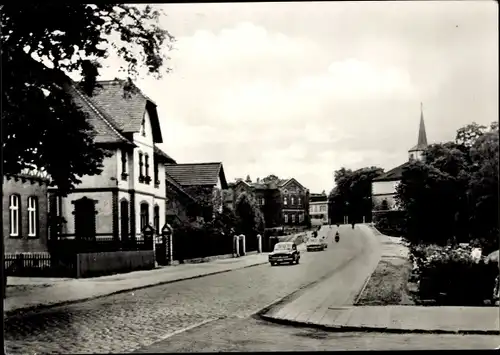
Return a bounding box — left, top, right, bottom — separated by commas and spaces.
93, 2, 497, 193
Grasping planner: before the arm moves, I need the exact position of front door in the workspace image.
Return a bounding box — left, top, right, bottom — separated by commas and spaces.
73, 197, 97, 242
120, 200, 129, 242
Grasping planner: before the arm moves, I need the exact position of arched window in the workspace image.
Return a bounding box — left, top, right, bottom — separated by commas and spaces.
291, 196, 295, 205
27, 196, 38, 237
284, 196, 288, 206
154, 205, 160, 233
140, 202, 149, 230
9, 194, 20, 237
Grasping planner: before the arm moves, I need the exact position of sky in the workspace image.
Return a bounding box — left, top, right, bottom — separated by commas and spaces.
97, 1, 498, 193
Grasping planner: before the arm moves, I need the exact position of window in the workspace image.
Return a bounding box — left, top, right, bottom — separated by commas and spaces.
121, 149, 128, 180
154, 205, 160, 233
291, 214, 295, 223
298, 197, 301, 205
154, 160, 159, 187
140, 118, 146, 137
27, 196, 38, 237
9, 194, 20, 237
284, 214, 288, 223
291, 196, 295, 205
299, 214, 304, 223
284, 197, 288, 206
140, 203, 149, 230
261, 198, 265, 205
321, 205, 326, 212
138, 152, 144, 181
144, 154, 150, 184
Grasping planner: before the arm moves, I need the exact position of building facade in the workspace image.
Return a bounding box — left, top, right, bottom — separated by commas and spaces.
309, 192, 329, 226
3, 170, 50, 253
48, 79, 174, 243
371, 105, 429, 214
227, 176, 309, 229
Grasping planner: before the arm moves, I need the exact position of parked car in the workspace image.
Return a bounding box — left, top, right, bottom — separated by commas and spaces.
306, 239, 325, 252
269, 242, 300, 266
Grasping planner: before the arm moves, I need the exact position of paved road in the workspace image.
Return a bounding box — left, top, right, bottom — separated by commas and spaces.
135, 316, 500, 352
5, 225, 367, 354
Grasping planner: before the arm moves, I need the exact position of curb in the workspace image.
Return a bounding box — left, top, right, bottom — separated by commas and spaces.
5, 260, 268, 318
259, 314, 500, 335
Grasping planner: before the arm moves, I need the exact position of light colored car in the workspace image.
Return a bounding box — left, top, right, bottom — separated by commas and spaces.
306, 239, 325, 252
269, 242, 300, 266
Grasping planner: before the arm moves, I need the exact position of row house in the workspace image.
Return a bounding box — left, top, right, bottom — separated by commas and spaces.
48, 79, 174, 243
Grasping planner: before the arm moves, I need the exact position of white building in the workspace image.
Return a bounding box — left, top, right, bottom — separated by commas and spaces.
49, 79, 175, 242
371, 105, 429, 213
309, 192, 329, 226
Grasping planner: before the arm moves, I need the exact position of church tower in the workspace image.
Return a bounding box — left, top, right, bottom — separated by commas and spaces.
408, 103, 428, 162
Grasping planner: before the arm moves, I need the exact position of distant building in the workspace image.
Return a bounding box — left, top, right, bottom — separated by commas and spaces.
164, 162, 228, 221
227, 175, 310, 229
309, 191, 328, 226
371, 105, 429, 215
3, 169, 50, 253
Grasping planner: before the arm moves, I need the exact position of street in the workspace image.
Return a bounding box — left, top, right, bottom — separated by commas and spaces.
5, 226, 499, 353
5, 226, 359, 354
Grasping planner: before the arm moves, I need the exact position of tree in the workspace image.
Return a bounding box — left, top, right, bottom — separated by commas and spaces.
234, 192, 264, 236
262, 174, 279, 183
2, 4, 174, 195
396, 121, 498, 249
328, 166, 384, 223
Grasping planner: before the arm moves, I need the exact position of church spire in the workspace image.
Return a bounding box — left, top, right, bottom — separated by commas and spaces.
417, 102, 428, 149
408, 103, 429, 161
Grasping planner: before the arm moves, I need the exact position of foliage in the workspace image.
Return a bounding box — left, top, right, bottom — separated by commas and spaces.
261, 174, 279, 183
408, 244, 498, 305
2, 4, 174, 195
396, 121, 498, 250
234, 192, 265, 237
373, 211, 405, 237
328, 166, 384, 223
261, 188, 283, 228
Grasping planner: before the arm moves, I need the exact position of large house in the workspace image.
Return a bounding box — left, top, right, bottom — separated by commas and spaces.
227, 175, 310, 229
371, 105, 429, 214
164, 162, 228, 221
48, 79, 174, 243
309, 191, 329, 226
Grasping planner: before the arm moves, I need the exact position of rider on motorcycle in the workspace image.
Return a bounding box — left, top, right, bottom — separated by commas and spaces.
335, 231, 340, 242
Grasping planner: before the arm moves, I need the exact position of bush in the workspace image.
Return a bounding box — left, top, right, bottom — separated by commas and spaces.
409, 243, 498, 305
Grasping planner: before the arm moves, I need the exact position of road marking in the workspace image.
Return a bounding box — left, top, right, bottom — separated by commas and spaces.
132, 318, 219, 352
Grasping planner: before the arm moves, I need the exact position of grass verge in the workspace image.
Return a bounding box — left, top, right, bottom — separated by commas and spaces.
355, 257, 415, 306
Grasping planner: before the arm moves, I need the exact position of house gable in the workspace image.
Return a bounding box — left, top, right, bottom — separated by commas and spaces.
280, 178, 306, 193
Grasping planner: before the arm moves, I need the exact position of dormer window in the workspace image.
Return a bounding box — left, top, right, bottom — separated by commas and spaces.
140, 118, 146, 137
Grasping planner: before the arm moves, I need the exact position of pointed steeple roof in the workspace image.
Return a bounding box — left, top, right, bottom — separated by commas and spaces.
409, 103, 428, 152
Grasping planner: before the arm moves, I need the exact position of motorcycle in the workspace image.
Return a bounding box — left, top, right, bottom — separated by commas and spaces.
335, 232, 340, 243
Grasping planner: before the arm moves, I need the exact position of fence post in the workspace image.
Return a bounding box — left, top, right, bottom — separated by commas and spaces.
233, 235, 240, 257
75, 254, 81, 279
257, 234, 262, 253
240, 234, 246, 256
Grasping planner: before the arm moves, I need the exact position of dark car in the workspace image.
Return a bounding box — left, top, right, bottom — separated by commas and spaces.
269, 242, 300, 266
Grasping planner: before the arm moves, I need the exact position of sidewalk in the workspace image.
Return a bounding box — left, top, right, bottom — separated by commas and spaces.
261, 225, 500, 335
5, 252, 269, 315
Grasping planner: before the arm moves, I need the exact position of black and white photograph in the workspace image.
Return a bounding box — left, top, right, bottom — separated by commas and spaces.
2, 1, 499, 353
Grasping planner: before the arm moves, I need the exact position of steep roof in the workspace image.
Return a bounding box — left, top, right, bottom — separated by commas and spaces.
372, 162, 411, 182
165, 172, 197, 203
154, 146, 176, 164
69, 85, 134, 146
165, 162, 228, 188
86, 79, 163, 143
280, 178, 306, 190
409, 103, 428, 152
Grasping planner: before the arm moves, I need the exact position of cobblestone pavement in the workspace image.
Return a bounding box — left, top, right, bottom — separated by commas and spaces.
5, 226, 365, 354
135, 316, 500, 352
